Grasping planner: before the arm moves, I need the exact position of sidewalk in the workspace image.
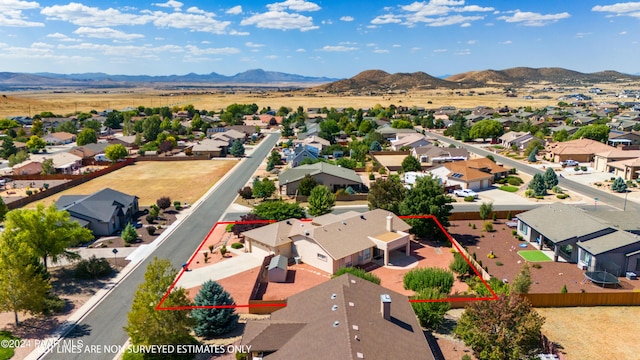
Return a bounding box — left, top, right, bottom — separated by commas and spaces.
175, 251, 263, 289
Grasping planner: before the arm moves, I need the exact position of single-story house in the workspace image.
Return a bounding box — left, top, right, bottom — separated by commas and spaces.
43, 132, 77, 145
412, 145, 468, 165
429, 157, 509, 190
593, 149, 640, 173
189, 138, 229, 158
278, 162, 364, 196
516, 203, 640, 275
268, 255, 288, 283
292, 136, 330, 153
210, 128, 246, 145
27, 152, 83, 174
242, 210, 411, 273
499, 131, 534, 150
56, 188, 139, 236
606, 157, 640, 180
241, 273, 435, 360
12, 160, 43, 175
284, 145, 319, 167
608, 131, 640, 147
390, 133, 431, 151
375, 127, 416, 141
546, 138, 616, 163
69, 142, 110, 161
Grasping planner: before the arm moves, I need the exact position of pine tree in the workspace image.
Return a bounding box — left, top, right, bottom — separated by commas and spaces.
528, 173, 546, 196
512, 263, 532, 294
1, 137, 17, 159
121, 223, 138, 244
543, 168, 559, 190
611, 177, 627, 193
229, 140, 245, 157
191, 280, 239, 338
527, 149, 537, 162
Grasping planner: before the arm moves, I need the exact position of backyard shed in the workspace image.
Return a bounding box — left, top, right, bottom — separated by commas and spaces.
268, 255, 288, 283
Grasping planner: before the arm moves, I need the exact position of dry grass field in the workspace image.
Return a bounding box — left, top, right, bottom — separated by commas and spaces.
36, 160, 238, 207
536, 306, 640, 360
0, 86, 617, 118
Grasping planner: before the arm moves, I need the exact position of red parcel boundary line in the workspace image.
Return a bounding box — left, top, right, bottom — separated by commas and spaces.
157, 215, 497, 311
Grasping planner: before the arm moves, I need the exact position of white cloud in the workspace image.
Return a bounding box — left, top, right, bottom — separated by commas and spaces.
46, 33, 79, 42
153, 1, 183, 11
156, 37, 164, 40
501, 40, 512, 44
184, 45, 240, 55
245, 41, 264, 48
372, 0, 492, 27
74, 27, 144, 40
265, 55, 279, 59
296, 48, 306, 52
592, 2, 640, 14
321, 19, 332, 25
373, 49, 389, 53
41, 3, 156, 27
371, 14, 402, 25
228, 29, 250, 35
267, 0, 321, 12
460, 22, 471, 27
320, 45, 357, 52
151, 11, 231, 34
0, 0, 44, 27
620, 30, 628, 35
366, 43, 376, 47
392, 44, 401, 47
467, 39, 477, 44
454, 48, 471, 55
241, 11, 318, 31
498, 10, 570, 26
0, 42, 94, 62
340, 16, 354, 22
575, 32, 592, 38
433, 48, 448, 52
226, 5, 243, 15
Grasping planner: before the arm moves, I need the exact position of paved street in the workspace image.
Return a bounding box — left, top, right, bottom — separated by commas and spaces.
38, 132, 280, 360
426, 131, 640, 212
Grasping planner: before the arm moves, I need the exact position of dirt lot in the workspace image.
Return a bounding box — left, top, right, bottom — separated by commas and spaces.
537, 306, 640, 360
35, 160, 237, 207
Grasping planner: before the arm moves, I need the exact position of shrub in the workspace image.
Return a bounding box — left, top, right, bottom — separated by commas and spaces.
225, 223, 234, 232
378, 167, 387, 175
220, 245, 227, 257
492, 213, 497, 222
524, 189, 535, 198
121, 223, 138, 244
403, 267, 454, 294
507, 176, 524, 186
449, 252, 472, 278
483, 222, 494, 232
472, 223, 476, 229
74, 256, 113, 279
156, 196, 171, 211
146, 226, 156, 235
512, 230, 517, 236
506, 211, 512, 220
231, 242, 243, 249
580, 166, 587, 171
145, 214, 155, 223
368, 173, 375, 180
556, 194, 569, 199
411, 287, 450, 330
535, 195, 544, 199
561, 285, 568, 293
464, 196, 475, 202
333, 267, 381, 284
238, 186, 253, 199
41, 294, 66, 315
26, 190, 32, 196
532, 263, 542, 269
552, 185, 563, 194
487, 251, 496, 259
496, 261, 503, 266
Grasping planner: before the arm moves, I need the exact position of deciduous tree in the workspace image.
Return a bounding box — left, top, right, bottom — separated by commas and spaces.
479, 202, 493, 222
401, 155, 422, 172
40, 158, 55, 175
76, 128, 97, 146
411, 288, 450, 330
469, 119, 504, 142
399, 176, 454, 238
307, 185, 336, 216
252, 200, 306, 221
105, 144, 128, 162
367, 177, 407, 214
252, 177, 276, 199
26, 135, 46, 152
297, 174, 318, 196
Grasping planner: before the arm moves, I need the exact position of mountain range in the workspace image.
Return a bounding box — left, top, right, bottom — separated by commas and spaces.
0, 67, 638, 90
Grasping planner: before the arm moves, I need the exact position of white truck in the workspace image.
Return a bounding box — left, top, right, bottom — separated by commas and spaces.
453, 189, 478, 198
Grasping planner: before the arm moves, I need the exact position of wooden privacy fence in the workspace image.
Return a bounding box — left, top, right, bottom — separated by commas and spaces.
448, 210, 526, 221
450, 236, 491, 282
449, 292, 640, 309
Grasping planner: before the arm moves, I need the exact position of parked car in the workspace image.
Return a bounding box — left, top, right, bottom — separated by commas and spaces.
560, 159, 579, 167
453, 189, 478, 198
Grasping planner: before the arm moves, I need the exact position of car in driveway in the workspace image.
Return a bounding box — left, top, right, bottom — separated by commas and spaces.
453, 189, 478, 198
560, 159, 579, 167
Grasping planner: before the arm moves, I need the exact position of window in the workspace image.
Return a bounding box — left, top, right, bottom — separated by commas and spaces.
317, 253, 327, 262
364, 248, 371, 260
635, 259, 640, 272
519, 221, 528, 235
580, 251, 592, 266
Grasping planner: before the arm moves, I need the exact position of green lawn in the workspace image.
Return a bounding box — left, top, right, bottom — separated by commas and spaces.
0, 331, 18, 360
518, 250, 552, 262
499, 185, 519, 192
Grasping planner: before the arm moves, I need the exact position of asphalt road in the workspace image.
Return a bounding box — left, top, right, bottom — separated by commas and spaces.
42, 133, 280, 360
427, 131, 640, 212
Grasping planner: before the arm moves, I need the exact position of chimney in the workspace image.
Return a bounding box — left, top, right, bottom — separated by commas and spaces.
380, 294, 391, 320
386, 214, 393, 232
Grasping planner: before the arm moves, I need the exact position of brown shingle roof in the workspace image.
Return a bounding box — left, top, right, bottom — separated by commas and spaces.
241, 273, 434, 360
547, 138, 614, 155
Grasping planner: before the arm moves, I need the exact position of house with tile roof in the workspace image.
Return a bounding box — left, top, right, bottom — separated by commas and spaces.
593, 149, 640, 173
242, 209, 411, 273
43, 131, 77, 145
516, 203, 640, 275
241, 273, 435, 360
498, 131, 535, 150
56, 188, 139, 236
390, 133, 431, 151
278, 162, 364, 196
428, 157, 509, 190
546, 138, 616, 163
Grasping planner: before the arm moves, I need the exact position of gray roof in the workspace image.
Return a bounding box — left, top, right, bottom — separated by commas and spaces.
57, 188, 137, 223
516, 203, 610, 243
268, 255, 288, 271
579, 231, 640, 255
586, 211, 640, 233
278, 162, 363, 185
241, 273, 434, 360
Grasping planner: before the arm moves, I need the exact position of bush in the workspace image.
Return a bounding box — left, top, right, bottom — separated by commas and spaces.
333, 267, 381, 284
483, 222, 494, 232
156, 196, 171, 211
238, 186, 253, 199
495, 261, 503, 266
561, 285, 568, 293
231, 242, 243, 249
121, 223, 138, 244
487, 251, 496, 259
499, 185, 519, 192
506, 176, 524, 186
535, 195, 545, 199
225, 224, 234, 232
26, 190, 32, 196
552, 185, 563, 194
411, 287, 450, 330
145, 214, 155, 223
472, 223, 476, 229
524, 189, 535, 198
403, 267, 454, 294
74, 255, 113, 279
368, 173, 375, 180
464, 196, 475, 202
556, 194, 569, 199
146, 226, 156, 235
580, 166, 587, 171
512, 230, 517, 236
449, 252, 472, 278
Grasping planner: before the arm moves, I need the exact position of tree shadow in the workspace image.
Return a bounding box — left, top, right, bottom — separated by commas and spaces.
435, 317, 457, 336
66, 323, 92, 338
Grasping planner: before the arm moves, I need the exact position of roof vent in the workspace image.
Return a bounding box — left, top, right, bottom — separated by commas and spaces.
349, 302, 354, 307
332, 305, 338, 311
333, 321, 340, 327
331, 293, 337, 299
286, 220, 291, 225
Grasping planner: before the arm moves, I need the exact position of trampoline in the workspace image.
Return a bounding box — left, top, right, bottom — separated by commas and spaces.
583, 271, 620, 287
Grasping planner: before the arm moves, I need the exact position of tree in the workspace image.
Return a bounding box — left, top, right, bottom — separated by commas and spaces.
40, 158, 55, 175
31, 119, 44, 137
528, 173, 546, 196
319, 119, 340, 142
391, 120, 413, 129
527, 149, 537, 162
156, 196, 171, 211
105, 144, 128, 162
122, 114, 133, 136
191, 280, 239, 338
449, 252, 472, 278
454, 294, 545, 360
0, 231, 50, 326
121, 223, 138, 244
3, 204, 94, 268
237, 186, 253, 200
76, 128, 98, 146
523, 139, 544, 156
83, 119, 101, 132
8, 150, 29, 166
252, 200, 306, 221
552, 129, 569, 142
469, 119, 504, 142
297, 174, 318, 196
229, 140, 245, 157
1, 137, 17, 159
267, 150, 283, 165
368, 177, 407, 214
570, 124, 610, 143
401, 155, 422, 172
543, 167, 559, 190
399, 175, 454, 238
611, 177, 627, 193
0, 198, 8, 222
332, 267, 380, 284
358, 120, 373, 134
479, 202, 493, 222
485, 154, 495, 163
252, 177, 276, 199
307, 185, 336, 216
411, 288, 450, 330
56, 121, 78, 134
26, 135, 46, 152
369, 140, 382, 151
125, 258, 195, 352
143, 115, 162, 142
404, 267, 455, 294
511, 263, 532, 294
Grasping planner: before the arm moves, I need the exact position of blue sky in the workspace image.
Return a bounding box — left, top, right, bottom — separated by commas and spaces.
1, 0, 639, 78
